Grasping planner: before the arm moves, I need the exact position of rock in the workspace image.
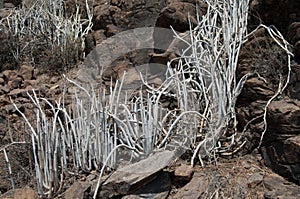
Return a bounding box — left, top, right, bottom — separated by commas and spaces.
23, 79, 38, 88
49, 76, 60, 84
172, 172, 209, 199
93, 29, 107, 45
155, 2, 198, 32
86, 173, 97, 182
287, 22, 300, 45
283, 135, 300, 165
257, 98, 300, 184
295, 40, 300, 62
154, 2, 206, 53
0, 188, 39, 199
0, 115, 6, 143
236, 27, 291, 153
0, 96, 10, 108
267, 99, 300, 136
8, 77, 22, 90
122, 171, 171, 199
84, 33, 95, 55
0, 9, 10, 19
8, 88, 29, 98
1, 85, 10, 94
174, 164, 193, 181
263, 173, 300, 198
247, 173, 263, 188
287, 63, 300, 99
0, 77, 5, 85
99, 150, 176, 198
248, 0, 300, 35
3, 3, 15, 8
261, 135, 300, 184
106, 24, 121, 37
2, 70, 17, 82
93, 4, 121, 30
63, 181, 91, 199
19, 65, 34, 80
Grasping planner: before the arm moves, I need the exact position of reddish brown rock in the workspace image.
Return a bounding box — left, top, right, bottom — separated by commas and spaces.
267, 99, 300, 135
93, 4, 121, 30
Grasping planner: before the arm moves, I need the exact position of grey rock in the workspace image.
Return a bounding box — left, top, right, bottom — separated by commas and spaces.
100, 150, 176, 198
247, 173, 263, 188
263, 173, 300, 199
63, 181, 91, 199
122, 171, 171, 199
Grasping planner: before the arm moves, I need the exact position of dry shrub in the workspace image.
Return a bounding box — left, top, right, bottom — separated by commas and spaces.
0, 0, 92, 72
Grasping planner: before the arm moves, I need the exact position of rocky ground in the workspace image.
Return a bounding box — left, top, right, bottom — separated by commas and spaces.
0, 0, 300, 198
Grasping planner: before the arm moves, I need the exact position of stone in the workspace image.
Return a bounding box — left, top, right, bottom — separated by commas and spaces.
261, 134, 300, 184
0, 188, 39, 199
1, 85, 10, 93
3, 3, 15, 8
287, 22, 300, 45
247, 173, 263, 188
249, 0, 300, 34
63, 181, 91, 199
263, 173, 300, 198
155, 2, 199, 32
0, 9, 10, 19
122, 172, 171, 199
294, 40, 300, 62
8, 77, 22, 90
174, 164, 193, 181
23, 79, 38, 88
106, 24, 121, 37
19, 64, 34, 80
0, 77, 4, 85
172, 172, 209, 199
8, 88, 28, 98
154, 2, 205, 53
93, 4, 121, 30
2, 70, 17, 81
267, 99, 300, 135
93, 29, 107, 45
283, 135, 300, 164
99, 150, 176, 198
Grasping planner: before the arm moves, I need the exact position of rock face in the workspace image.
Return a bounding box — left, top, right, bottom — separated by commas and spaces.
236, 21, 300, 184
236, 27, 289, 152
